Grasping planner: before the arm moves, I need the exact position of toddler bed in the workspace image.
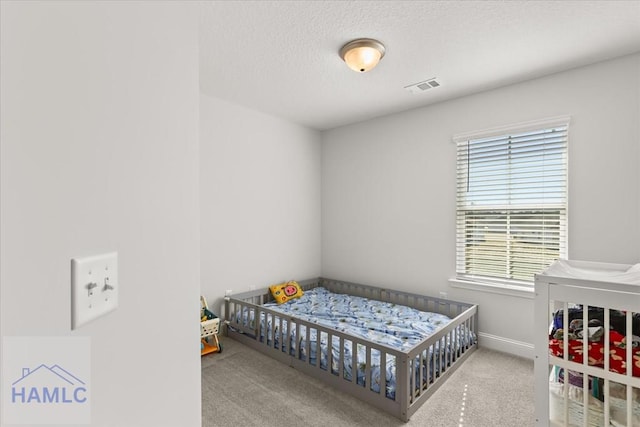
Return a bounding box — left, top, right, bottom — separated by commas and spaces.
534, 260, 640, 426
224, 277, 478, 422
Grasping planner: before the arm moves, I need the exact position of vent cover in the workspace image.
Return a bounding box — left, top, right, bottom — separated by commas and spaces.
404, 78, 441, 94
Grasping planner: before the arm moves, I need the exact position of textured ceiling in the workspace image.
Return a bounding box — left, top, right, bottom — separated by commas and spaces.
199, 1, 640, 131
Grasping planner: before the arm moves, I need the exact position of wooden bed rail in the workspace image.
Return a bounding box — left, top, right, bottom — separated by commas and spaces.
320, 277, 475, 318
224, 277, 478, 422
404, 303, 478, 419
224, 298, 408, 417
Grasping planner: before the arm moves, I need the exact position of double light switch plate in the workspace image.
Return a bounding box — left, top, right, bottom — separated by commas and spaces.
71, 252, 118, 329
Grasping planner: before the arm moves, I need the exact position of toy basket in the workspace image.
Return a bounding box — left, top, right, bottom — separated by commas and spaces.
200, 295, 221, 355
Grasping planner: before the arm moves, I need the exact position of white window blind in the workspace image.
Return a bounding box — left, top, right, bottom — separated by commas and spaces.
455, 117, 569, 285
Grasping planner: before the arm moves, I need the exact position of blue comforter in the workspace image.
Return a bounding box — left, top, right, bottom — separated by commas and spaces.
264, 287, 452, 349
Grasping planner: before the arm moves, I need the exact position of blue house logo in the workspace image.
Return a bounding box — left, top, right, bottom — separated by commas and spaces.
11, 364, 88, 404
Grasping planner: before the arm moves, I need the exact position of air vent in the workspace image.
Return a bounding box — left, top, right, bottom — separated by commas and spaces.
404, 78, 441, 94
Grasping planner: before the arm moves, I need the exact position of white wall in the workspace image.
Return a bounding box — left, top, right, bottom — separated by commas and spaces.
199, 94, 322, 313
322, 54, 640, 356
0, 2, 201, 426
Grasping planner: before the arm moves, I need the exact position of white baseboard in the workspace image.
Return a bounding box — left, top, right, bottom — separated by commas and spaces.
478, 332, 534, 359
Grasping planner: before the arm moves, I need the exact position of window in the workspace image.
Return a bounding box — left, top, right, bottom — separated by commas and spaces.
454, 117, 569, 286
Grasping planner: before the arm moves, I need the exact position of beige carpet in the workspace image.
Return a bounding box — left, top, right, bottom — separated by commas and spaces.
202, 337, 534, 426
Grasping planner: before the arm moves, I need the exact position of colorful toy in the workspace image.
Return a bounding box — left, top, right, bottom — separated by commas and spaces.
200, 295, 222, 355
269, 280, 303, 304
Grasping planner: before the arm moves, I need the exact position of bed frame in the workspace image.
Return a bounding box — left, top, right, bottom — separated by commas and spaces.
534, 260, 640, 426
223, 277, 478, 422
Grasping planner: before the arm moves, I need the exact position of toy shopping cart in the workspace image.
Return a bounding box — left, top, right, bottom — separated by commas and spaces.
200, 295, 222, 355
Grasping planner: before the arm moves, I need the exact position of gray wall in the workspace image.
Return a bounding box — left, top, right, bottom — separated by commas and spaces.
199, 94, 322, 314
1, 2, 201, 426
321, 54, 640, 356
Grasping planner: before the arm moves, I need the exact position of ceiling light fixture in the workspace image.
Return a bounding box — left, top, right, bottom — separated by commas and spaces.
339, 38, 385, 73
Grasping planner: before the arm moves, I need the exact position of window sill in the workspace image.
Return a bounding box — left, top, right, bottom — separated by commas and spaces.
448, 278, 534, 299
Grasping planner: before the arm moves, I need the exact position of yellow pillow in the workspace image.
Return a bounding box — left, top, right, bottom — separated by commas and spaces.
269, 280, 303, 304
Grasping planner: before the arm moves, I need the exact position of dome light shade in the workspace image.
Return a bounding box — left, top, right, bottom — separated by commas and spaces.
339, 38, 385, 73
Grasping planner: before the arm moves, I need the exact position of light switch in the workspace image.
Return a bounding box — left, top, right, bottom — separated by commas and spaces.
71, 252, 118, 329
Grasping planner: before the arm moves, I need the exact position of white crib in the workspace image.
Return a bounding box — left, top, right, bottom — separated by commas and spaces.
534, 260, 640, 427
